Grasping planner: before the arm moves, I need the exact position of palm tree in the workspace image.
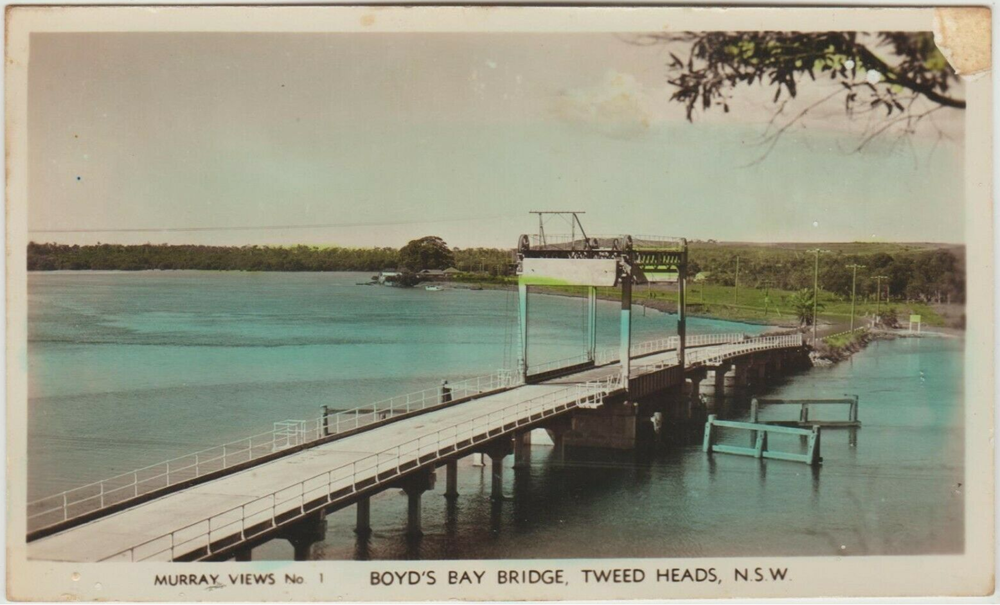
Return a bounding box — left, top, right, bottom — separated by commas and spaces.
788, 288, 824, 327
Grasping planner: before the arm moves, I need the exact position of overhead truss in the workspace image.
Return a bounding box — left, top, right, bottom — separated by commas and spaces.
515, 233, 689, 390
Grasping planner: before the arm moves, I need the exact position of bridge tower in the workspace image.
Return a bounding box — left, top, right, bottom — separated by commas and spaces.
515, 222, 688, 392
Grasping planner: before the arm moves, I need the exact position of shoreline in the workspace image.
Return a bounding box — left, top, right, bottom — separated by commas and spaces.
32, 270, 964, 336
448, 280, 801, 330
451, 281, 966, 335
810, 326, 960, 366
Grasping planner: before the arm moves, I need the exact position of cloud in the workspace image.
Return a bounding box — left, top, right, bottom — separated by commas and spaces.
552, 71, 659, 139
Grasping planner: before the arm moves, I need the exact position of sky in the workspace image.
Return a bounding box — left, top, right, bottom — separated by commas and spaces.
27, 32, 966, 249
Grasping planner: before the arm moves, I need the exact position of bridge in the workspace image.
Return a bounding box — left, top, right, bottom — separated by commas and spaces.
26, 232, 808, 562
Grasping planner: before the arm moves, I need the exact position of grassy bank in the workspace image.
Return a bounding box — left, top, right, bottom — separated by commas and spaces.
464, 280, 947, 329
682, 282, 946, 328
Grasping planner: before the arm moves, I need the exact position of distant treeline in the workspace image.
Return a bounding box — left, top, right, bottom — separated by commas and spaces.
27, 243, 515, 275
28, 241, 964, 304
688, 244, 965, 304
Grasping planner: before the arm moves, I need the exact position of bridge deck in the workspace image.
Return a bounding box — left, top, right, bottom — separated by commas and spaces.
29, 383, 573, 562
28, 336, 799, 562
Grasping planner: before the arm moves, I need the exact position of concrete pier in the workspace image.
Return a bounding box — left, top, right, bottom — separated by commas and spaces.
481, 439, 513, 500
724, 363, 748, 395
355, 496, 371, 536
544, 417, 572, 459
686, 374, 705, 417
491, 456, 504, 500
406, 492, 422, 537
400, 470, 436, 537
562, 398, 638, 450
444, 459, 459, 499
711, 362, 731, 400
279, 512, 327, 561
513, 431, 532, 469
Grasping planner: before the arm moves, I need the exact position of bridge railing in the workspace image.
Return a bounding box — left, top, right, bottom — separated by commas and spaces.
694, 333, 804, 366
26, 369, 521, 535
323, 369, 521, 432
531, 333, 747, 374
524, 234, 686, 251
596, 332, 746, 366
526, 233, 626, 250
99, 381, 614, 562
630, 235, 686, 249
631, 333, 803, 374
28, 333, 799, 536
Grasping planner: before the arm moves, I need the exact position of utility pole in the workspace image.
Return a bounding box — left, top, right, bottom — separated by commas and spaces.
734, 256, 740, 305
846, 264, 865, 331
807, 249, 828, 344
762, 279, 772, 317
873, 275, 889, 326
678, 250, 687, 371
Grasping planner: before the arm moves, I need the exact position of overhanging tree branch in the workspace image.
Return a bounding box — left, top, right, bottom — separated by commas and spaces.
642, 31, 964, 160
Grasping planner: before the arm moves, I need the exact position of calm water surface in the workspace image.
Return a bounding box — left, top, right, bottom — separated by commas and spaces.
27, 271, 963, 558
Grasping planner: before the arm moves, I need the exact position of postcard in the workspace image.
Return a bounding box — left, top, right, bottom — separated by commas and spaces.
4, 4, 994, 601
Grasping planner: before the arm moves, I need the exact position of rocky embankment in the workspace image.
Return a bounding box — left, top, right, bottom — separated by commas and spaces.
808, 328, 943, 366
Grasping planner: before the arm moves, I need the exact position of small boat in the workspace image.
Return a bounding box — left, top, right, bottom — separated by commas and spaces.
424, 285, 443, 291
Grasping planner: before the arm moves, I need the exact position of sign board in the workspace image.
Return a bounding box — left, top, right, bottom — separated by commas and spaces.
643, 270, 679, 284
519, 258, 618, 287
909, 315, 921, 323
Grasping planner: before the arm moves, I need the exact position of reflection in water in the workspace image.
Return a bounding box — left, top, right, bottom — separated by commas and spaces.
490, 500, 504, 535
403, 534, 422, 561
354, 536, 371, 561
444, 499, 459, 535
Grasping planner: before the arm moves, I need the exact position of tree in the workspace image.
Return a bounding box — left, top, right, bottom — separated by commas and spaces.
880, 306, 900, 328
394, 271, 421, 288
821, 263, 853, 298
788, 288, 824, 327
398, 236, 455, 272
643, 32, 963, 159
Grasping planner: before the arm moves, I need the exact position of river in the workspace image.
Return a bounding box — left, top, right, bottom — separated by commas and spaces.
27, 271, 963, 558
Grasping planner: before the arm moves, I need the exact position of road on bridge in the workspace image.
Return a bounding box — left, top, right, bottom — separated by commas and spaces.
28, 334, 801, 562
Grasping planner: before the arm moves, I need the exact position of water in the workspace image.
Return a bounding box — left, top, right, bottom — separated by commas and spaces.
27, 272, 963, 558
293, 337, 963, 561
27, 271, 764, 499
